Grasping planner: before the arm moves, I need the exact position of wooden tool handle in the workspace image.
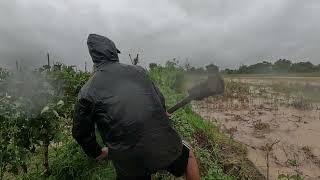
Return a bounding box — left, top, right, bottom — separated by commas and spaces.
167, 96, 193, 114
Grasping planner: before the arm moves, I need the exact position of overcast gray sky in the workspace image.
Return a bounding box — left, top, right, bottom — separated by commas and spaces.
0, 0, 319, 70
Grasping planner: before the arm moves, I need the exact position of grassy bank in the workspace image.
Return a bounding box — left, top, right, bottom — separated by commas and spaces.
15, 64, 263, 180
149, 65, 264, 179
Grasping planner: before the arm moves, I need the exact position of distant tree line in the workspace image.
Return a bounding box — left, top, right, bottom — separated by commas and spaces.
149, 61, 219, 74
149, 59, 320, 75
223, 59, 320, 74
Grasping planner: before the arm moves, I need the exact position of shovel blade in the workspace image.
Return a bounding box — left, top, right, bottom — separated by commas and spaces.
188, 73, 224, 100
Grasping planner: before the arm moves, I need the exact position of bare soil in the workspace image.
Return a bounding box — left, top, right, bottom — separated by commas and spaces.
192, 80, 320, 180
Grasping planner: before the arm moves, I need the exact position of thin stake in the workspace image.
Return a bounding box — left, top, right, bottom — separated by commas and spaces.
129, 54, 133, 65
134, 54, 139, 65
16, 60, 19, 72
47, 53, 50, 67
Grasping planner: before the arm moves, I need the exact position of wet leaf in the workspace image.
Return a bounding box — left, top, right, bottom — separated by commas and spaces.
41, 106, 50, 114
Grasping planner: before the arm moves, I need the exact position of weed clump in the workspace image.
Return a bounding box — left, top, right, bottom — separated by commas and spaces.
290, 96, 312, 110
254, 120, 270, 131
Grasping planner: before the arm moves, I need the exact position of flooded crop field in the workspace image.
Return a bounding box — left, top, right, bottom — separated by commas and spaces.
192, 76, 320, 180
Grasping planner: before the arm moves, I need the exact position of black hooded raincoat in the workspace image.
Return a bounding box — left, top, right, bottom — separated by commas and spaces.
72, 34, 182, 176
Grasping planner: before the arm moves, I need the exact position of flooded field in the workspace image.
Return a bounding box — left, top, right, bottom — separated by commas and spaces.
192, 76, 320, 180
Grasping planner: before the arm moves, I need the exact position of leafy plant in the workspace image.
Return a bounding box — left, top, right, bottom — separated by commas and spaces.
286, 159, 298, 167
0, 68, 9, 81
0, 65, 88, 179
278, 159, 303, 180
278, 173, 304, 180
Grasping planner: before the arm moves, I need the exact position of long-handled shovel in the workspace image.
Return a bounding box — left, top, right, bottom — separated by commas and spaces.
167, 73, 225, 114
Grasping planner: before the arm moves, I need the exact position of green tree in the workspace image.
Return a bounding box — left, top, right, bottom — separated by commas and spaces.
289, 61, 315, 73
206, 64, 219, 73
0, 65, 89, 178
149, 63, 158, 70
273, 59, 292, 73
249, 61, 272, 74
195, 67, 205, 73
223, 68, 236, 74
238, 65, 249, 74
184, 62, 192, 71
0, 68, 9, 80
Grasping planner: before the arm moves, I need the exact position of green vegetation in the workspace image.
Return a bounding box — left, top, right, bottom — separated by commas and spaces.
277, 159, 303, 180
0, 68, 9, 80
0, 62, 263, 179
149, 62, 264, 179
269, 82, 320, 103
223, 59, 320, 74
226, 76, 320, 103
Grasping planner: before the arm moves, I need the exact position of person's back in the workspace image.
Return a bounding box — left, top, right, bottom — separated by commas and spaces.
73, 34, 199, 180
82, 61, 182, 166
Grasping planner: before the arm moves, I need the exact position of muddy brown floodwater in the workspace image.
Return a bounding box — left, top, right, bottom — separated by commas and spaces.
192, 81, 320, 180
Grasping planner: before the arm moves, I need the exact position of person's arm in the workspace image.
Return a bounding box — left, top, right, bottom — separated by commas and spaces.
72, 97, 102, 158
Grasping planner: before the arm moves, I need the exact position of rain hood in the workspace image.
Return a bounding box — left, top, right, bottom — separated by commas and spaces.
87, 34, 121, 64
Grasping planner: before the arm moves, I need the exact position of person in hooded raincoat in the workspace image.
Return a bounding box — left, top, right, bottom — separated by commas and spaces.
72, 34, 200, 180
